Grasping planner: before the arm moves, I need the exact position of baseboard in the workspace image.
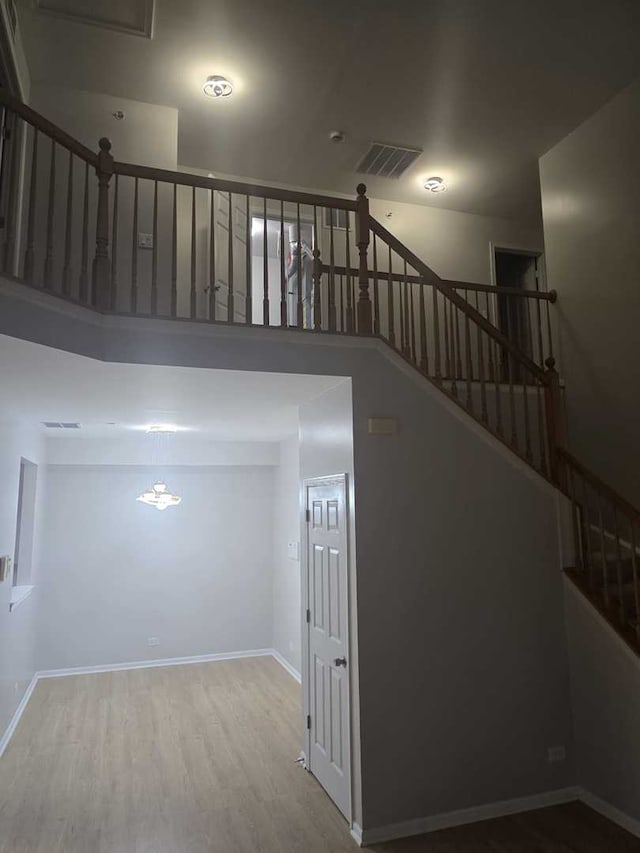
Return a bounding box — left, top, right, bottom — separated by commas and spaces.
270, 649, 302, 683
0, 674, 38, 758
1, 649, 288, 758
578, 788, 640, 839
350, 823, 363, 845
35, 648, 274, 679
355, 787, 581, 846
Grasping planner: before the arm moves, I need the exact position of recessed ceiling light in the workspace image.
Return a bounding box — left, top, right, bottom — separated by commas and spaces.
424, 176, 446, 193
202, 75, 233, 99
146, 424, 177, 434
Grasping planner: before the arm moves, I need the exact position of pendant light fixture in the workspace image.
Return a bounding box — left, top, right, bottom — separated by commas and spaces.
136, 425, 182, 511
136, 481, 181, 511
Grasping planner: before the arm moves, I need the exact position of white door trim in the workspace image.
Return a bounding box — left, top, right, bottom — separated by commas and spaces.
301, 473, 352, 822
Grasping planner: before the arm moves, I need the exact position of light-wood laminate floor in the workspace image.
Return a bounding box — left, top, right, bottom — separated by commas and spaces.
0, 656, 638, 852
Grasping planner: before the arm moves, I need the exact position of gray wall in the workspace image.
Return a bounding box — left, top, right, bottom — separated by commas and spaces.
0, 287, 576, 833
37, 464, 275, 670
271, 435, 302, 673
29, 83, 178, 169
351, 353, 574, 829
0, 422, 44, 742
564, 580, 640, 825
540, 75, 640, 505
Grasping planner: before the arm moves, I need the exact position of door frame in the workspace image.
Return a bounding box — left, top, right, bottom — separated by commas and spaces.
301, 472, 353, 823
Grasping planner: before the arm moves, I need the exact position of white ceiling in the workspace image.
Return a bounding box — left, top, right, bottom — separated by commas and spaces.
16, 0, 640, 222
0, 335, 343, 440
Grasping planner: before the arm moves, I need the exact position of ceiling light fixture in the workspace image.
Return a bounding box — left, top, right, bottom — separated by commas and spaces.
136, 481, 182, 511
424, 176, 446, 193
137, 426, 182, 511
202, 75, 233, 99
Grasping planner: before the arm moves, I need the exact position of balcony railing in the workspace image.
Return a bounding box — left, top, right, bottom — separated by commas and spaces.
2, 90, 638, 657
0, 88, 563, 483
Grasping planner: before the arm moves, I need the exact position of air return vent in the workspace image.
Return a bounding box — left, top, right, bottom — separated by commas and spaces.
43, 422, 81, 429
356, 142, 422, 179
36, 0, 155, 38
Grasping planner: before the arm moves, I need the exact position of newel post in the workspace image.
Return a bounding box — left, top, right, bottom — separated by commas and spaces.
355, 183, 372, 335
544, 357, 566, 485
92, 137, 114, 310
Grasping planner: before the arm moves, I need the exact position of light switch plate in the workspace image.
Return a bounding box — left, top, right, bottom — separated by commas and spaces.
287, 541, 300, 561
0, 555, 12, 582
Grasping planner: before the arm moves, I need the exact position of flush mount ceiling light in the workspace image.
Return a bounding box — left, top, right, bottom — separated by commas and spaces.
424, 176, 446, 193
202, 75, 233, 98
136, 481, 182, 511
146, 423, 177, 433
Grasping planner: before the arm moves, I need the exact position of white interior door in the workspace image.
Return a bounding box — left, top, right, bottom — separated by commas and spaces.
305, 475, 350, 819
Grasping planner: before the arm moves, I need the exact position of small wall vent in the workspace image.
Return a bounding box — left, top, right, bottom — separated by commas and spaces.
356, 142, 422, 180
43, 422, 81, 429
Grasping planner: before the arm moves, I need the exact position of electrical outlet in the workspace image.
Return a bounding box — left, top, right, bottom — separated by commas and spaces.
547, 746, 566, 763
138, 233, 153, 250
147, 637, 160, 647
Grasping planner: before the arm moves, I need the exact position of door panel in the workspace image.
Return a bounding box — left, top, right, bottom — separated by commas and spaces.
306, 475, 350, 819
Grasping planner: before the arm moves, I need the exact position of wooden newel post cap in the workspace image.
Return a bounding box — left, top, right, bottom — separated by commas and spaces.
545, 356, 556, 371
356, 183, 367, 198
96, 137, 114, 177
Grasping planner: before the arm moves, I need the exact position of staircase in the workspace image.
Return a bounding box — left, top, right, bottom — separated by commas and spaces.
0, 88, 637, 656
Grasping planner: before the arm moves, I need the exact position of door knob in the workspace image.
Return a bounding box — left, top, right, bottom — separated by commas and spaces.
334, 657, 347, 667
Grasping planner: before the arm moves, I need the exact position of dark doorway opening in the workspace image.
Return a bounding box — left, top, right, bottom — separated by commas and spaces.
493, 248, 542, 381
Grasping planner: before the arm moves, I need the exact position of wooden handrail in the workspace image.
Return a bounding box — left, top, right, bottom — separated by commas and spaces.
113, 160, 358, 211
0, 89, 97, 164
322, 263, 557, 302
446, 279, 557, 302
369, 217, 548, 383
558, 448, 640, 524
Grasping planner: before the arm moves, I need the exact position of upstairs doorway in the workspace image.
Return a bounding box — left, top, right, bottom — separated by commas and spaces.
491, 246, 544, 381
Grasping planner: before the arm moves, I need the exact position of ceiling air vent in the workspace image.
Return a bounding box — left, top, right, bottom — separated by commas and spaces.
43, 422, 81, 429
36, 0, 155, 39
356, 142, 422, 180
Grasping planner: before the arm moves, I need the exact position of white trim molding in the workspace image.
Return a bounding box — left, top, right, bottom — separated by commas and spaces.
579, 789, 640, 839
353, 788, 581, 846
0, 674, 38, 758
351, 786, 640, 846
9, 584, 35, 612
0, 649, 301, 758
271, 650, 301, 683
35, 648, 274, 679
